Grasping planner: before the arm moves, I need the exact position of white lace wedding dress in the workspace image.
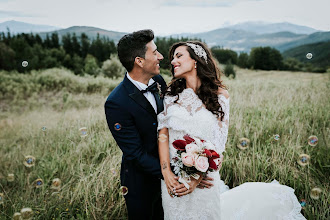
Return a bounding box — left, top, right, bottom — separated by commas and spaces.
157, 88, 306, 220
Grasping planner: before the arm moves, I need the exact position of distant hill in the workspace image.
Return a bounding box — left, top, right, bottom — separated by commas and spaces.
38, 26, 127, 43
226, 21, 319, 35
283, 41, 330, 68
1, 20, 329, 52
276, 32, 330, 52
0, 20, 60, 33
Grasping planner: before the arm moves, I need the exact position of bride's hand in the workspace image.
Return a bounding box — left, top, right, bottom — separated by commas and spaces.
175, 175, 203, 197
163, 170, 185, 197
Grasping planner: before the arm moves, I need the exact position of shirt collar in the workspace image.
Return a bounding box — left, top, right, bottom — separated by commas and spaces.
127, 72, 155, 91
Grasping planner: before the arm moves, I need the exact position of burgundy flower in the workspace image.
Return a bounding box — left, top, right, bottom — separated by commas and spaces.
204, 149, 212, 158
209, 150, 220, 158
172, 140, 187, 151
183, 135, 195, 144
208, 158, 218, 170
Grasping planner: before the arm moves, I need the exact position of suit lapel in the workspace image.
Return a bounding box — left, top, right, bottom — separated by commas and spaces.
123, 74, 157, 120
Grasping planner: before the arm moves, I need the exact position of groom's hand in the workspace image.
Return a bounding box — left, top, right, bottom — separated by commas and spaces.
197, 176, 214, 189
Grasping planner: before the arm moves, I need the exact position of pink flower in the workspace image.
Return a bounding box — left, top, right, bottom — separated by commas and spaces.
181, 152, 195, 167
185, 143, 198, 154
195, 156, 209, 172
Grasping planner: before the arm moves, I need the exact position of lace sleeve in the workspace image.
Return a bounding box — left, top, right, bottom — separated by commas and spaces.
157, 95, 176, 131
213, 93, 230, 154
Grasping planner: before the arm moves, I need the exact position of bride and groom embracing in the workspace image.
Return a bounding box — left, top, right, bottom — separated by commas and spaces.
105, 30, 306, 220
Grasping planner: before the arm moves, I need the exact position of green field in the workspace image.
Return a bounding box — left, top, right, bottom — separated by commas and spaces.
0, 68, 329, 219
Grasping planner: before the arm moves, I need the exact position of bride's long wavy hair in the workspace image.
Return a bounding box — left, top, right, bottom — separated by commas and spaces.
166, 41, 227, 120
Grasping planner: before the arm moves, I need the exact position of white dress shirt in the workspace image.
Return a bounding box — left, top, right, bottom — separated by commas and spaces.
127, 73, 157, 113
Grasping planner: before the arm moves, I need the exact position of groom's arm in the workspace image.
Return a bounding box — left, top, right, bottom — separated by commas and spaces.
105, 100, 162, 179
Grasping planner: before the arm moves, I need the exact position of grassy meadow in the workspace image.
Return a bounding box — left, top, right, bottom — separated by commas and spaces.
0, 68, 329, 219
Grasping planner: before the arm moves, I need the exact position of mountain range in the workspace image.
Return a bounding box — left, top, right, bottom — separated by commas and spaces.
1, 20, 329, 53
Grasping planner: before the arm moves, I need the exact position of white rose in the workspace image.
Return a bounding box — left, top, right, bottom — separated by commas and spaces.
185, 143, 199, 154
194, 156, 209, 172
181, 152, 195, 167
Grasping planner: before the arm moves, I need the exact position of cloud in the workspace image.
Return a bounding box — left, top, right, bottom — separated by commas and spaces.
161, 0, 264, 7
0, 10, 39, 18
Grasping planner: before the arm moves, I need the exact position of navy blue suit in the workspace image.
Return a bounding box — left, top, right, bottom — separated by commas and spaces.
105, 74, 166, 219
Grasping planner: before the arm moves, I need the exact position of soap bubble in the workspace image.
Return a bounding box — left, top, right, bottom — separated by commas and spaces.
306, 53, 313, 59
22, 61, 28, 67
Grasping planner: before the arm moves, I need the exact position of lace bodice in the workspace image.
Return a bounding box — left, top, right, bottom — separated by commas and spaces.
157, 88, 230, 155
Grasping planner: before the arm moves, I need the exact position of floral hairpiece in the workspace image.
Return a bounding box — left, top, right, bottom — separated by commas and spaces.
186, 43, 208, 63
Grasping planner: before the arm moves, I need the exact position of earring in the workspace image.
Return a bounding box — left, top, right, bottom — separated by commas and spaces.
194, 62, 197, 69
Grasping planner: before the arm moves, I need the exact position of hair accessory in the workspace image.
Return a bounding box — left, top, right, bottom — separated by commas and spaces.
186, 43, 208, 63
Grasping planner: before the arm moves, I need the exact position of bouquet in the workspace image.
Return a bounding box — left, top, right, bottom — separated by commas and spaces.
171, 135, 223, 189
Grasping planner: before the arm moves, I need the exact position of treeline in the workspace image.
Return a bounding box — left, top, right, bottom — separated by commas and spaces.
0, 32, 116, 75
1, 31, 327, 75
0, 32, 200, 76
211, 46, 328, 73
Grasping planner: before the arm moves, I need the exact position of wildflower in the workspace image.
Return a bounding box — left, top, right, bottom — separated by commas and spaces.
297, 154, 310, 166
0, 193, 4, 205
237, 138, 250, 150
41, 126, 47, 131
7, 173, 15, 182
23, 155, 36, 168
13, 212, 21, 220
310, 187, 322, 200
273, 134, 280, 141
79, 127, 88, 137
34, 178, 43, 188
51, 178, 61, 191
120, 186, 128, 196
308, 135, 318, 147
20, 207, 33, 219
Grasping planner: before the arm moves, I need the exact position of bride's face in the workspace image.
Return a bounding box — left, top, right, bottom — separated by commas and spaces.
171, 46, 196, 78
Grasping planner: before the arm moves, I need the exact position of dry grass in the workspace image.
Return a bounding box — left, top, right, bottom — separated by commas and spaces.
0, 68, 329, 219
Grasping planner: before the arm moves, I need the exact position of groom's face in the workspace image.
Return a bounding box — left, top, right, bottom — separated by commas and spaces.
142, 41, 163, 76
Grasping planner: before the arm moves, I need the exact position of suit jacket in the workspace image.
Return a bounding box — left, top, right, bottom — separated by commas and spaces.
104, 73, 167, 218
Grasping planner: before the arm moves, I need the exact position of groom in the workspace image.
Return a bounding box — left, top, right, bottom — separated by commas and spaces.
105, 29, 168, 219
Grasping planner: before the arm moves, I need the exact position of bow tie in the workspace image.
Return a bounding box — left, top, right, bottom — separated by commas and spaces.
141, 82, 159, 94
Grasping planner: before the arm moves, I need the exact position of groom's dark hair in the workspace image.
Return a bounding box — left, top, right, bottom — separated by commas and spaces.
117, 29, 154, 72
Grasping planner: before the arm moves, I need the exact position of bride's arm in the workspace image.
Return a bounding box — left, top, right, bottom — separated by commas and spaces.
158, 127, 186, 197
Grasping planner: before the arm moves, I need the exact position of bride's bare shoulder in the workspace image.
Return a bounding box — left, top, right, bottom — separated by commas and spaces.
217, 87, 229, 99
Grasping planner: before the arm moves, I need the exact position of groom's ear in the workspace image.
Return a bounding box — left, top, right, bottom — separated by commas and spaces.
135, 57, 144, 68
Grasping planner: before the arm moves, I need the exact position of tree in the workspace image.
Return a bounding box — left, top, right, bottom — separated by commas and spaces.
283, 57, 302, 71
211, 47, 238, 65
71, 33, 81, 56
84, 54, 100, 76
80, 33, 90, 58
51, 33, 60, 48
224, 62, 236, 78
62, 33, 73, 55
249, 47, 283, 70
44, 34, 52, 48
0, 42, 16, 70
237, 52, 250, 68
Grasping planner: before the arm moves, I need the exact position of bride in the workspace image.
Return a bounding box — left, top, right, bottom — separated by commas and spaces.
157, 41, 306, 219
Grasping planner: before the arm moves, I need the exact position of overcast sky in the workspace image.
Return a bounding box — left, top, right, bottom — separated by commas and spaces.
0, 0, 329, 35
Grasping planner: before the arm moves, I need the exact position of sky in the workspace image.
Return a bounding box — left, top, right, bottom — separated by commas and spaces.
0, 0, 329, 35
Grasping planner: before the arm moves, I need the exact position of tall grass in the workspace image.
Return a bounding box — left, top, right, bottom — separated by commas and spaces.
0, 68, 329, 219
